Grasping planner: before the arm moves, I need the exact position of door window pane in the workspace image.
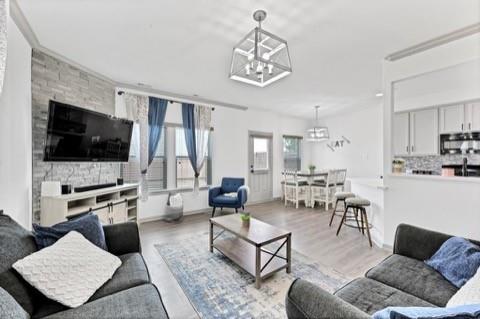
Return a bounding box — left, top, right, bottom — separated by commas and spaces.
253, 137, 269, 170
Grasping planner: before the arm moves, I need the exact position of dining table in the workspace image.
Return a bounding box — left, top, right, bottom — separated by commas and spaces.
282, 170, 330, 208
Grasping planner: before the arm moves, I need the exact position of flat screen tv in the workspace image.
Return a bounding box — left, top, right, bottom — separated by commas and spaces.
43, 100, 133, 162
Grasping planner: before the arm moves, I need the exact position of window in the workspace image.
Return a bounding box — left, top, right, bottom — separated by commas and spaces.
253, 137, 269, 170
122, 125, 166, 192
122, 124, 212, 192
283, 135, 302, 170
175, 127, 211, 189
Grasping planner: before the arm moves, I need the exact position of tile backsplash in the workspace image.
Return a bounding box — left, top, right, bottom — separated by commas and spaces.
395, 154, 480, 175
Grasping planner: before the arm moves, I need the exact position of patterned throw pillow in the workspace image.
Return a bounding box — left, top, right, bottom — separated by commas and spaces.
33, 213, 107, 250
13, 231, 121, 308
425, 237, 480, 288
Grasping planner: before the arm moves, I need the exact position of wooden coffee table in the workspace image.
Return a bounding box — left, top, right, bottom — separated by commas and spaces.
209, 214, 292, 288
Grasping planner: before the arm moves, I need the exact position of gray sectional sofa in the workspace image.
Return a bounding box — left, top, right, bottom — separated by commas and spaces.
286, 223, 479, 318
0, 213, 169, 319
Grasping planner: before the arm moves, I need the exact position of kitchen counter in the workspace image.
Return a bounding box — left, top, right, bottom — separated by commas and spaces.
389, 173, 480, 183
347, 178, 388, 190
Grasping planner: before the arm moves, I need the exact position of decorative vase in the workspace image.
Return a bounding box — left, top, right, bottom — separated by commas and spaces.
392, 164, 404, 174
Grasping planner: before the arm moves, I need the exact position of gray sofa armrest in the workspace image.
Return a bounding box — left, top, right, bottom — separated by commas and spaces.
103, 222, 141, 256
393, 223, 455, 261
285, 279, 371, 319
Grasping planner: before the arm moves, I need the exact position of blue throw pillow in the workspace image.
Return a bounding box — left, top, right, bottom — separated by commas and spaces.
373, 304, 480, 319
425, 237, 480, 288
33, 213, 107, 250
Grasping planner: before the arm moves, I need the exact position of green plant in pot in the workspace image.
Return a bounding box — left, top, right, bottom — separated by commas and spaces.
240, 212, 250, 226
308, 164, 316, 174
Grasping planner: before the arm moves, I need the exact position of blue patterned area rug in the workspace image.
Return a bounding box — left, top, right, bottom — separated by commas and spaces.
155, 233, 349, 319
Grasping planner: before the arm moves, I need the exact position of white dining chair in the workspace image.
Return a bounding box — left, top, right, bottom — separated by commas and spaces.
283, 170, 309, 209
310, 169, 340, 210
335, 169, 347, 192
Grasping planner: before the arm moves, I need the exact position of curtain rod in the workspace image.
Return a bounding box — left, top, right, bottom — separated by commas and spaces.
116, 84, 248, 111
116, 90, 216, 111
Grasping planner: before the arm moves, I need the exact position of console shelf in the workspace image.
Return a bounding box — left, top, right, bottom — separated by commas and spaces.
40, 183, 139, 226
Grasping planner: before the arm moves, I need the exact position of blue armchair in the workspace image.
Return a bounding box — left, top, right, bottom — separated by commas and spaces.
209, 177, 248, 217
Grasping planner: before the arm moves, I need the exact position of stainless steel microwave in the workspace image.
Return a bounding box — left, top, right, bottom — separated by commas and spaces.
440, 132, 480, 155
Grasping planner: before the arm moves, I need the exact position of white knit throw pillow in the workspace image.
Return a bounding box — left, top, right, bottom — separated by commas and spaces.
447, 267, 480, 307
13, 231, 121, 308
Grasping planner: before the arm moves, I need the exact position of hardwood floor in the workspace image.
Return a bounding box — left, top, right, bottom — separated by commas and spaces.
139, 200, 391, 319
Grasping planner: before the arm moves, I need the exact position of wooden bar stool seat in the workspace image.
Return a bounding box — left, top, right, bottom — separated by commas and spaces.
328, 192, 355, 226
336, 197, 373, 247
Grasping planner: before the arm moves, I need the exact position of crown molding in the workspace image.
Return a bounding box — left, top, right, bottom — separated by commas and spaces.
10, 0, 39, 47
385, 22, 480, 61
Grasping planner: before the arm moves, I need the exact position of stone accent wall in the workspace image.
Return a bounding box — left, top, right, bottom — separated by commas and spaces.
395, 154, 480, 175
31, 50, 119, 223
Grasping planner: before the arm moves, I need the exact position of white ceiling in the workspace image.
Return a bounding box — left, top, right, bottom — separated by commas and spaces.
17, 0, 480, 118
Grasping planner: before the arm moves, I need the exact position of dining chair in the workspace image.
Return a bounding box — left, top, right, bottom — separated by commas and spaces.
310, 169, 340, 210
283, 170, 309, 209
335, 169, 347, 192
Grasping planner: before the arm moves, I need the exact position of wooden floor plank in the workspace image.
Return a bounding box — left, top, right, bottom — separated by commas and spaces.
139, 200, 390, 319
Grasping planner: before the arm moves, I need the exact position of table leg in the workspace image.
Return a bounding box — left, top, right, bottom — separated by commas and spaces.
209, 222, 213, 253
255, 245, 261, 289
286, 234, 292, 273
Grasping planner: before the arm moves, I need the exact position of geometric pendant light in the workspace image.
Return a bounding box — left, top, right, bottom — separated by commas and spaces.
229, 10, 292, 87
307, 106, 329, 142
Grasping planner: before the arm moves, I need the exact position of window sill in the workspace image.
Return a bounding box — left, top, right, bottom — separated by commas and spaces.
148, 186, 211, 195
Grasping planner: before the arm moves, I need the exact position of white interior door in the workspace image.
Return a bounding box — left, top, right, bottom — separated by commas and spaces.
248, 133, 273, 203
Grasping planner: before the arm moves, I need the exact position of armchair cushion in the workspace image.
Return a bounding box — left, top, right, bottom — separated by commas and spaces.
211, 195, 239, 206
221, 178, 245, 193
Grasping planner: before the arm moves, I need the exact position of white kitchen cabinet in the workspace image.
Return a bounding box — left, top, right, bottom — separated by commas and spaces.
393, 112, 410, 155
410, 109, 438, 155
466, 102, 480, 132
439, 104, 465, 133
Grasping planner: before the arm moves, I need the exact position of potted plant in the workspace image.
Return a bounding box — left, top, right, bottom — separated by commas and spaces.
308, 164, 316, 174
240, 212, 250, 227
392, 158, 405, 173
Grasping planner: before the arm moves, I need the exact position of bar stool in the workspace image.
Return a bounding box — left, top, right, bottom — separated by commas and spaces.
329, 191, 355, 226
336, 197, 372, 247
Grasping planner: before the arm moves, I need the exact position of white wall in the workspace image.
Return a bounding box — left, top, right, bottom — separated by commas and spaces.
116, 95, 311, 221
310, 104, 383, 178
0, 15, 32, 228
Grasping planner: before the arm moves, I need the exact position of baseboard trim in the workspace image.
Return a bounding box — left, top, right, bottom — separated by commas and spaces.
138, 208, 210, 224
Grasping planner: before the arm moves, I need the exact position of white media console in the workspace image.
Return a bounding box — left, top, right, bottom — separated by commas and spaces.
40, 183, 139, 226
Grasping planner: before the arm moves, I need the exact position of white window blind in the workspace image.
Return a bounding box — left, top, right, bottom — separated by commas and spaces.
175, 127, 211, 189
283, 135, 302, 171
122, 125, 166, 192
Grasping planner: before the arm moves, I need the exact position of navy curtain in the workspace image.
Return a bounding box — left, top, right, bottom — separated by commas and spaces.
181, 103, 199, 178
148, 97, 168, 166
